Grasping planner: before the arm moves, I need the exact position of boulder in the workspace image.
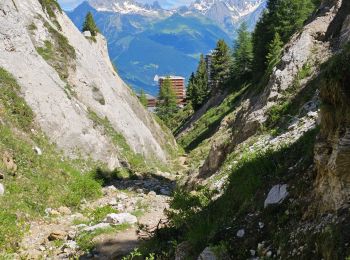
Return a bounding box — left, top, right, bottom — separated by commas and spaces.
236, 229, 245, 238
48, 230, 67, 241
83, 223, 110, 232
160, 188, 171, 196
58, 206, 71, 215
0, 183, 4, 196
33, 146, 42, 155
264, 184, 288, 208
2, 151, 17, 173
83, 30, 92, 37
175, 241, 192, 260
104, 213, 137, 225
198, 247, 217, 260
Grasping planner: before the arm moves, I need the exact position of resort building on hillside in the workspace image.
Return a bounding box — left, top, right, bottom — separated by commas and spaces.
158, 76, 186, 106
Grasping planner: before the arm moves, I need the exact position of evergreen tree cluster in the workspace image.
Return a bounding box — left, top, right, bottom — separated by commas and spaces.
186, 55, 210, 111
252, 0, 319, 79
155, 0, 319, 127
82, 12, 99, 37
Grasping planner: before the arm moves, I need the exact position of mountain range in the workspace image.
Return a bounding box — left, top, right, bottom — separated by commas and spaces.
67, 0, 266, 95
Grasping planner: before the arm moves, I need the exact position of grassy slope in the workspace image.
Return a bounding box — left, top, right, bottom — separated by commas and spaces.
0, 68, 103, 253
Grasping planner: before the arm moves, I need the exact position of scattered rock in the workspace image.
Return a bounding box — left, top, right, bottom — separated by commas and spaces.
264, 184, 289, 208
236, 229, 245, 238
83, 223, 110, 232
0, 183, 4, 196
39, 245, 46, 251
63, 240, 78, 250
148, 191, 156, 196
259, 222, 265, 229
198, 247, 217, 260
83, 31, 92, 37
116, 193, 128, 200
0, 171, 4, 179
108, 198, 117, 206
136, 188, 144, 194
102, 185, 117, 196
58, 206, 71, 215
250, 250, 256, 256
2, 151, 17, 173
175, 241, 192, 260
48, 230, 67, 241
266, 251, 272, 257
160, 188, 171, 196
104, 213, 137, 225
33, 146, 42, 155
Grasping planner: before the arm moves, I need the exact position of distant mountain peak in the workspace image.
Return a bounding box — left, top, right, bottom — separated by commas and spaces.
87, 0, 169, 15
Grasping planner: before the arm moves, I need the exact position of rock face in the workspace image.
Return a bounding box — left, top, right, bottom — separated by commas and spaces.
264, 184, 289, 208
0, 0, 175, 168
315, 4, 350, 211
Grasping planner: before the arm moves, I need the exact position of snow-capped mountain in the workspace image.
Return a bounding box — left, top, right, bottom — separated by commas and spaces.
88, 0, 170, 16
189, 0, 266, 32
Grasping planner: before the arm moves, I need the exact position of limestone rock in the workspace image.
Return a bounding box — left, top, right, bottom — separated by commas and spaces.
175, 241, 192, 260
83, 223, 110, 232
0, 0, 176, 169
198, 247, 217, 260
264, 184, 288, 208
0, 183, 4, 196
33, 146, 42, 155
236, 229, 245, 238
57, 206, 71, 215
2, 151, 17, 173
83, 31, 92, 37
48, 230, 67, 241
103, 213, 137, 225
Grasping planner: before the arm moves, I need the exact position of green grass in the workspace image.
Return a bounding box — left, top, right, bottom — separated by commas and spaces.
0, 68, 103, 253
36, 22, 76, 80
178, 86, 249, 152
88, 109, 153, 172
159, 129, 318, 258
76, 224, 131, 252
0, 68, 34, 130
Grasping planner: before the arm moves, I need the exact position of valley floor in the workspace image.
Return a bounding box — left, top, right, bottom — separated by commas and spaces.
17, 171, 177, 259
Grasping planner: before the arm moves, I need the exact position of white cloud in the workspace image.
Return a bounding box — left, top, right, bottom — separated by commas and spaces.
57, 0, 193, 10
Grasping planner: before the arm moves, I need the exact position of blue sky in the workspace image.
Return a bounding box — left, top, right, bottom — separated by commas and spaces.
57, 0, 193, 10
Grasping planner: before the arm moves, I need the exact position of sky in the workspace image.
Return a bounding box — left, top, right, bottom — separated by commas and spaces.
57, 0, 193, 10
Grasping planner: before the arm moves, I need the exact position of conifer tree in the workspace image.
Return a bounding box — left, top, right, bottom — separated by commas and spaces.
210, 39, 233, 90
156, 77, 177, 124
232, 23, 253, 81
266, 32, 283, 73
186, 72, 196, 106
186, 55, 210, 110
82, 12, 99, 37
139, 89, 148, 107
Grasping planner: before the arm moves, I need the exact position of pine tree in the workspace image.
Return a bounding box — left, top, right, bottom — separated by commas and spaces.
266, 32, 283, 73
252, 0, 317, 79
82, 12, 99, 37
232, 23, 253, 81
210, 39, 233, 90
186, 55, 210, 111
156, 77, 177, 125
139, 89, 148, 107
186, 72, 196, 106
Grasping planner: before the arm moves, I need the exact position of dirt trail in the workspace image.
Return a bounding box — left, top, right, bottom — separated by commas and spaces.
18, 171, 176, 260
